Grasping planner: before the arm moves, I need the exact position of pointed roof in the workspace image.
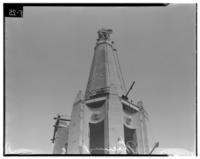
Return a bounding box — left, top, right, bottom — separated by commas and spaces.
85, 29, 127, 100
74, 90, 83, 105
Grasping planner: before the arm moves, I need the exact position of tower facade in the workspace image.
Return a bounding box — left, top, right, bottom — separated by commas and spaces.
52, 115, 70, 154
53, 29, 149, 154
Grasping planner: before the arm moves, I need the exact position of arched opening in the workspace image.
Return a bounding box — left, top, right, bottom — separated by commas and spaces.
124, 125, 138, 154
89, 120, 105, 154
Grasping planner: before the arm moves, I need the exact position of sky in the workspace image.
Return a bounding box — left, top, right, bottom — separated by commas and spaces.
5, 4, 196, 154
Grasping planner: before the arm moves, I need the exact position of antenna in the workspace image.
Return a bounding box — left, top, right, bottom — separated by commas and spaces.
51, 114, 61, 143
149, 142, 159, 154
125, 81, 135, 97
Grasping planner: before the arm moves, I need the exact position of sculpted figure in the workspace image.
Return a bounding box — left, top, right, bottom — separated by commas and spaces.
97, 29, 113, 41
115, 137, 127, 154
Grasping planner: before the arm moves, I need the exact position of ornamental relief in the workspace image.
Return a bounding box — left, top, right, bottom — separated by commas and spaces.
89, 109, 105, 124
86, 101, 106, 124
123, 114, 138, 129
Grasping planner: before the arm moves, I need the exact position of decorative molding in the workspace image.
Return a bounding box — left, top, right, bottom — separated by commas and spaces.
85, 96, 107, 104
121, 100, 139, 111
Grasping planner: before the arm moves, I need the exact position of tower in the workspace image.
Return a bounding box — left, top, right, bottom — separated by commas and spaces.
51, 114, 70, 154
53, 29, 149, 154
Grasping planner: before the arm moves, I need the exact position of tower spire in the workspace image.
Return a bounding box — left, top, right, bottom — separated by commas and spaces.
65, 29, 149, 154
85, 28, 126, 100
